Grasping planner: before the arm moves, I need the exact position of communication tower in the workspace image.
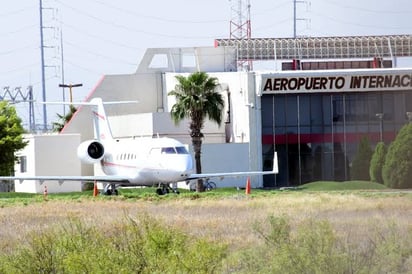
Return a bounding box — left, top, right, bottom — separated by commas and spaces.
229, 0, 252, 71
1, 86, 35, 132
39, 0, 61, 131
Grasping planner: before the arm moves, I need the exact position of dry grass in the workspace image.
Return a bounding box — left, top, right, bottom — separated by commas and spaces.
0, 192, 411, 252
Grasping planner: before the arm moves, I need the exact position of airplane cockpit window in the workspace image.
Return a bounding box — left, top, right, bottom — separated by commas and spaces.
152, 147, 189, 155
161, 147, 176, 154
175, 146, 189, 154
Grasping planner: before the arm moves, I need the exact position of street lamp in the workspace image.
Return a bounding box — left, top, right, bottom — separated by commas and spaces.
376, 113, 384, 142
58, 83, 82, 103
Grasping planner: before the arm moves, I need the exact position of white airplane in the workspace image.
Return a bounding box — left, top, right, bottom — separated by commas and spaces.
1, 97, 278, 195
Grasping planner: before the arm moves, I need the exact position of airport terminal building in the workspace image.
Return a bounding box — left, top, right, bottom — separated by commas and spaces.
259, 68, 412, 187
17, 35, 412, 192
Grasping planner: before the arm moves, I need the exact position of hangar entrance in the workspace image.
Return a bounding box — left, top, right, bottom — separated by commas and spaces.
261, 88, 412, 188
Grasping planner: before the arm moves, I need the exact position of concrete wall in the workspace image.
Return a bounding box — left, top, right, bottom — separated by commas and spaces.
109, 112, 226, 144
136, 47, 237, 73
14, 134, 82, 193
198, 143, 256, 188
163, 71, 255, 144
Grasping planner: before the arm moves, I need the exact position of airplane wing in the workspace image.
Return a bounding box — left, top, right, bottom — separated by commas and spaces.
186, 152, 278, 181
186, 170, 276, 181
0, 175, 129, 184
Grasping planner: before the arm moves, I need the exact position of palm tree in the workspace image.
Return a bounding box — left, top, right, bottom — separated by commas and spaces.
169, 72, 224, 192
52, 105, 77, 132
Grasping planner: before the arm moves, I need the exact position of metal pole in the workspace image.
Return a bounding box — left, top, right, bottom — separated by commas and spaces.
376, 113, 384, 142
406, 112, 412, 123
343, 95, 347, 180
293, 0, 296, 38
39, 0, 47, 130
60, 28, 66, 115
297, 95, 301, 185
58, 83, 82, 103
28, 86, 35, 132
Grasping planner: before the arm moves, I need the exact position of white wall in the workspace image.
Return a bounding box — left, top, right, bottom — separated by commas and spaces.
14, 134, 82, 193
109, 112, 226, 144
164, 72, 254, 143
136, 47, 237, 73
199, 143, 258, 188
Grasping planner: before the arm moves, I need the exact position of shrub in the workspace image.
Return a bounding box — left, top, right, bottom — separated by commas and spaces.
351, 136, 373, 181
382, 123, 412, 188
0, 215, 227, 274
227, 216, 412, 273
369, 142, 387, 184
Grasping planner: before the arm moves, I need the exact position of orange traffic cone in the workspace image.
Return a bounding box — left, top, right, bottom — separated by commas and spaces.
43, 185, 48, 201
245, 177, 251, 195
93, 182, 99, 197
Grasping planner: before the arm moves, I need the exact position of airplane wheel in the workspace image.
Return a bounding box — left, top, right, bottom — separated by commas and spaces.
156, 188, 164, 195
103, 184, 117, 195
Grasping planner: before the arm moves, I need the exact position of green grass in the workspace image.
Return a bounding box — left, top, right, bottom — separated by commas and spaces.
0, 180, 405, 207
0, 183, 411, 273
301, 180, 389, 191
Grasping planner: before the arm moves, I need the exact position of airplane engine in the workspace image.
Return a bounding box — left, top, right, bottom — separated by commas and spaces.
77, 140, 105, 164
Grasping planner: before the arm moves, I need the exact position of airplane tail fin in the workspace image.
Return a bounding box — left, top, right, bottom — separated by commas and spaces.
41, 97, 138, 141
90, 98, 113, 141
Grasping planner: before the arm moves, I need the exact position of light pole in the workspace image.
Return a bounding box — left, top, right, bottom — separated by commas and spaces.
406, 112, 412, 123
376, 113, 384, 142
58, 83, 82, 103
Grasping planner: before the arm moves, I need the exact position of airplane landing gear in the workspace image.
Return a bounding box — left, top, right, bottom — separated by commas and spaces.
103, 183, 118, 195
156, 183, 179, 195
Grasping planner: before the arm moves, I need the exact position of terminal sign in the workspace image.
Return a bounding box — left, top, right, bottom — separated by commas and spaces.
262, 73, 412, 94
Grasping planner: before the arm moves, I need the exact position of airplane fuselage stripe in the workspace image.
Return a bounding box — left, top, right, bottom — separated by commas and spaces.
102, 161, 136, 169
93, 111, 106, 120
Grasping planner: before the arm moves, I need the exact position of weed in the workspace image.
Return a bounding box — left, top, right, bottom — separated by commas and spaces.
226, 215, 412, 273
0, 214, 227, 274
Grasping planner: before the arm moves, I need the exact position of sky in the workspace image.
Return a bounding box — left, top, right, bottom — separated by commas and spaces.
1, 0, 411, 129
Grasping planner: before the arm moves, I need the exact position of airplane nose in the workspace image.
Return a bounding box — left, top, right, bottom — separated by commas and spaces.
175, 155, 193, 174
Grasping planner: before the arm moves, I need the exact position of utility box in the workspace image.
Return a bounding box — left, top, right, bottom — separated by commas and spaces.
14, 134, 82, 193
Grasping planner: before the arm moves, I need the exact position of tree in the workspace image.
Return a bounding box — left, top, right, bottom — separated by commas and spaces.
369, 142, 387, 184
169, 72, 224, 192
52, 105, 77, 132
0, 101, 27, 189
382, 123, 412, 188
350, 136, 373, 181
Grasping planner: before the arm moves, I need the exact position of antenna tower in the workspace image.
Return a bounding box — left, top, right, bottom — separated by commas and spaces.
293, 0, 311, 38
1, 86, 35, 132
39, 0, 61, 131
229, 0, 252, 71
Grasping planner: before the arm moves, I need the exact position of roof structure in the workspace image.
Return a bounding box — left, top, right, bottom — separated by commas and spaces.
215, 35, 412, 61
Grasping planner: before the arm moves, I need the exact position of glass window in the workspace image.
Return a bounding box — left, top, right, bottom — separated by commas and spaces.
20, 156, 27, 173
332, 95, 343, 122
310, 95, 323, 126
161, 147, 176, 154
298, 95, 311, 126
274, 95, 286, 127
261, 95, 274, 133
382, 94, 394, 121
175, 147, 189, 154
286, 95, 298, 126
405, 92, 412, 112
367, 93, 381, 120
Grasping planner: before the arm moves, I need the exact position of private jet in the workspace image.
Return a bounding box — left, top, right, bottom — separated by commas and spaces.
0, 98, 277, 195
